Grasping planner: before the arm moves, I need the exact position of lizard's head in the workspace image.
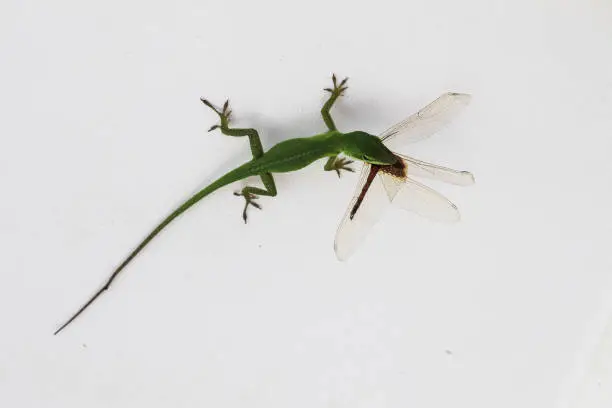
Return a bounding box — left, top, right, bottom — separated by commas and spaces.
341, 131, 398, 165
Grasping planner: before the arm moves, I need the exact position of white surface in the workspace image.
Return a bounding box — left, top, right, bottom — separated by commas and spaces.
566, 302, 612, 408
2, 0, 612, 407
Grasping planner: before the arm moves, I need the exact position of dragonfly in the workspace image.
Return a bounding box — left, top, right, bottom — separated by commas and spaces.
334, 92, 475, 260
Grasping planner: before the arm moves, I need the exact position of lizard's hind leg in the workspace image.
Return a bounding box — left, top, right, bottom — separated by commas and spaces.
233, 173, 277, 223
201, 98, 277, 222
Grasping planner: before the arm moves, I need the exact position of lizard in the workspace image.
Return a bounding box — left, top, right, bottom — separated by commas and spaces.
54, 74, 399, 335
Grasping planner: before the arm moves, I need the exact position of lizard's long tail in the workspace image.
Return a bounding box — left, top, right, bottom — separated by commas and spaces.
54, 165, 247, 335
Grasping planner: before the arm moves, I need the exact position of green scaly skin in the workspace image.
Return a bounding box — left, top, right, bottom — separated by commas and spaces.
54, 74, 397, 335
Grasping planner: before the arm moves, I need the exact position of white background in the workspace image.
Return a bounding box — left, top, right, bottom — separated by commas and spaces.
2, 0, 612, 407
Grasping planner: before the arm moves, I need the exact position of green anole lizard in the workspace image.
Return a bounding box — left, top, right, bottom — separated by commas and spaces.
54, 74, 399, 335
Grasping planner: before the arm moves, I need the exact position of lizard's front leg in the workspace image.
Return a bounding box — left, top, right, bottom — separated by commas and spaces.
324, 156, 355, 178
201, 98, 277, 222
320, 74, 354, 177
321, 73, 348, 131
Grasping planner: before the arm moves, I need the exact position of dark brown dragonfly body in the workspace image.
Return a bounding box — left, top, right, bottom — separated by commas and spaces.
349, 158, 407, 220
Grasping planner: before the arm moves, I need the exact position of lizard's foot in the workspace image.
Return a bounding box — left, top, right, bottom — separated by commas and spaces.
324, 74, 349, 98
234, 190, 262, 223
328, 157, 355, 178
200, 98, 232, 132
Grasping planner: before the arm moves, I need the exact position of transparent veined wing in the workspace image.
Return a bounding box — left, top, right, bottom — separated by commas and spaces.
335, 162, 463, 260
387, 175, 461, 222
397, 153, 475, 186
334, 164, 392, 261
379, 169, 403, 201
380, 92, 471, 148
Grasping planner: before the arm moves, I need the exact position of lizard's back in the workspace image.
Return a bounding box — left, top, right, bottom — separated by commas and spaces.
249, 132, 342, 174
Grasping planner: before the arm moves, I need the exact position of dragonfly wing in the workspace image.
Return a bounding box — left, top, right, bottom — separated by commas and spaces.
378, 171, 404, 201
389, 175, 461, 222
334, 164, 391, 261
380, 92, 471, 148
397, 153, 475, 186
